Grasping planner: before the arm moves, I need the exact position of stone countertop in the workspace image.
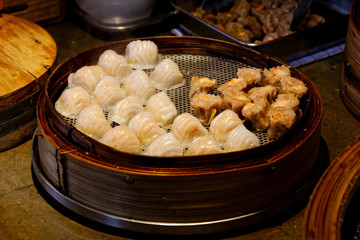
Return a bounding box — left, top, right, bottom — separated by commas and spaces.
0, 18, 359, 240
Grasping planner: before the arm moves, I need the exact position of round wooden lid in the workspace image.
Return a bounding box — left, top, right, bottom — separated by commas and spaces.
0, 14, 56, 108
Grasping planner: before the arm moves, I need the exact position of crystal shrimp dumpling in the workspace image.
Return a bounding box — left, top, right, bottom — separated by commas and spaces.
145, 92, 177, 126
93, 75, 126, 110
108, 95, 144, 126
122, 69, 156, 104
55, 86, 92, 118
145, 133, 184, 157
97, 49, 132, 81
125, 40, 159, 69
151, 58, 184, 90
68, 65, 106, 93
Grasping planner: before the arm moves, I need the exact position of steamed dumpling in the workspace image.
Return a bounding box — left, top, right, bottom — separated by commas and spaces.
122, 69, 156, 104
100, 125, 142, 154
75, 104, 112, 140
128, 111, 166, 146
151, 58, 184, 90
145, 92, 177, 126
145, 133, 183, 157
97, 49, 132, 81
55, 86, 92, 118
186, 135, 223, 156
209, 110, 243, 142
225, 124, 260, 152
68, 65, 106, 93
171, 113, 208, 146
108, 95, 144, 126
93, 75, 126, 110
125, 40, 159, 69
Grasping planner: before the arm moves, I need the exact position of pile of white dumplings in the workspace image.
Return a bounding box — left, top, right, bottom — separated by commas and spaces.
55, 40, 260, 157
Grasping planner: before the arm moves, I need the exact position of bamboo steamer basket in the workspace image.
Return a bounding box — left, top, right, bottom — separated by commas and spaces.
341, 0, 360, 119
303, 137, 360, 240
0, 14, 56, 152
32, 36, 326, 235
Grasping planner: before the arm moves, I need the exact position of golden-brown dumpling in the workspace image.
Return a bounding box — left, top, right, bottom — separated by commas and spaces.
97, 49, 132, 81
122, 69, 156, 104
55, 86, 92, 118
68, 65, 106, 93
93, 75, 126, 110
125, 40, 159, 69
128, 111, 166, 146
108, 95, 144, 126
75, 104, 112, 140
145, 133, 183, 157
100, 125, 142, 154
151, 58, 184, 90
145, 92, 177, 126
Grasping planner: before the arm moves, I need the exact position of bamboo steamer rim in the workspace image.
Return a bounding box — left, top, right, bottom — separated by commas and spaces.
303, 137, 360, 240
41, 36, 323, 175
0, 14, 56, 108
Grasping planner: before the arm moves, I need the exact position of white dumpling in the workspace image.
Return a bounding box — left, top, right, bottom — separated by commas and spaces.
100, 125, 141, 154
171, 113, 208, 146
145, 92, 177, 126
209, 110, 243, 142
75, 104, 112, 140
186, 135, 223, 156
125, 40, 159, 69
122, 69, 156, 104
145, 133, 183, 157
128, 111, 166, 146
108, 95, 144, 126
55, 86, 92, 118
68, 65, 106, 93
93, 75, 126, 110
151, 58, 184, 90
97, 49, 132, 81
225, 124, 260, 152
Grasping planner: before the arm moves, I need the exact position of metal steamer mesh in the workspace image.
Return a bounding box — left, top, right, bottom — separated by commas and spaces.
62, 53, 273, 152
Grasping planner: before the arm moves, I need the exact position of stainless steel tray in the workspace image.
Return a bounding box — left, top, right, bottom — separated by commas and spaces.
172, 0, 349, 62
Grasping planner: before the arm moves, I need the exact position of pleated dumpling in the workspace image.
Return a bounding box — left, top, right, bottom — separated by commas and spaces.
125, 40, 159, 69
97, 49, 132, 81
55, 86, 92, 118
108, 95, 144, 126
145, 92, 177, 126
128, 111, 166, 146
100, 125, 142, 154
122, 69, 156, 104
225, 124, 260, 152
186, 135, 223, 156
145, 133, 183, 157
93, 75, 126, 110
151, 58, 184, 90
209, 110, 243, 143
171, 113, 208, 146
68, 65, 106, 93
75, 104, 112, 140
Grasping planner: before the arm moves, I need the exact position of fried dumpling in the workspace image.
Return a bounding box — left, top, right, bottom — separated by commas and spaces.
237, 67, 262, 86
267, 108, 297, 139
68, 65, 106, 93
263, 65, 291, 87
186, 135, 223, 156
209, 109, 243, 143
145, 133, 183, 157
93, 75, 126, 110
190, 93, 223, 125
189, 76, 216, 98
55, 86, 92, 118
108, 95, 144, 126
145, 92, 177, 126
100, 125, 142, 154
225, 124, 260, 152
125, 40, 159, 69
122, 69, 156, 104
280, 76, 308, 99
75, 104, 112, 140
97, 49, 132, 81
171, 113, 208, 146
128, 111, 166, 146
151, 58, 184, 90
